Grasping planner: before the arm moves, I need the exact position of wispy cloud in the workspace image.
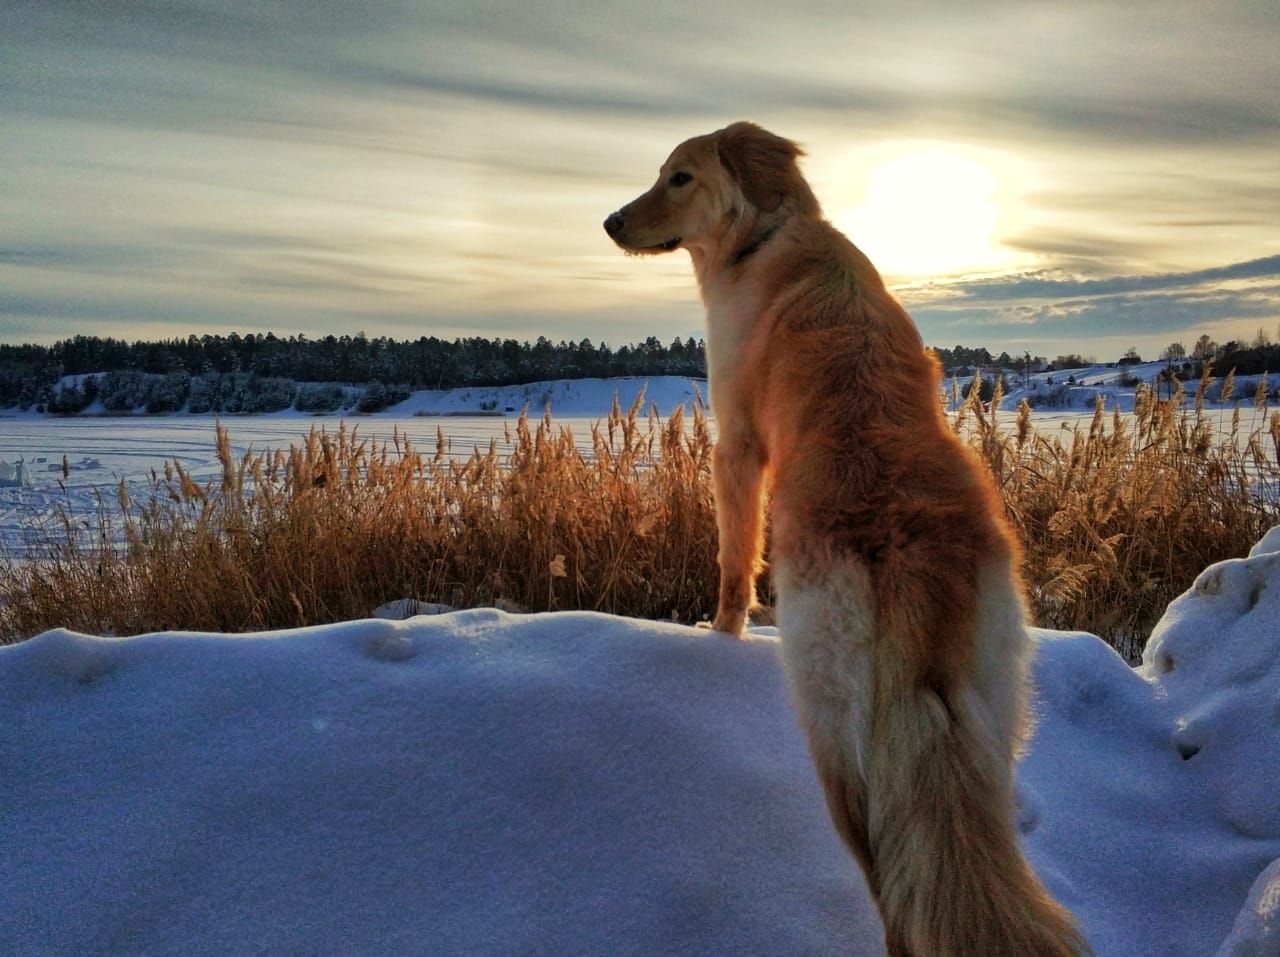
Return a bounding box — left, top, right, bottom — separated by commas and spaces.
903, 256, 1280, 352
913, 256, 1280, 303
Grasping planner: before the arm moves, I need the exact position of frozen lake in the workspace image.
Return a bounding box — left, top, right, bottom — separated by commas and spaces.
0, 415, 610, 555
0, 405, 1271, 555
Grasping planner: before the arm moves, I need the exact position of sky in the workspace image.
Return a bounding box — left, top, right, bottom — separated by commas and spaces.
1, 0, 1278, 361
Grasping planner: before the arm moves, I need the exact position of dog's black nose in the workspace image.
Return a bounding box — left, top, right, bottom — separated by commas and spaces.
603, 211, 626, 237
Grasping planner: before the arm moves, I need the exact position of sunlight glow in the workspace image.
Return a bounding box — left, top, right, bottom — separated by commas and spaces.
834, 146, 1026, 280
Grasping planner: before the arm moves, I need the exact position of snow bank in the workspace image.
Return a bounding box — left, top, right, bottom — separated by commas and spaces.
1217, 857, 1280, 957
3, 528, 1280, 956
383, 375, 704, 417
1015, 525, 1280, 957
1141, 529, 1280, 957
980, 361, 1273, 414
0, 612, 881, 956
6, 375, 707, 418
994, 361, 1166, 413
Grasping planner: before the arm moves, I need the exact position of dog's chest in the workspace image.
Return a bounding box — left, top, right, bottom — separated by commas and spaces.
703, 283, 764, 419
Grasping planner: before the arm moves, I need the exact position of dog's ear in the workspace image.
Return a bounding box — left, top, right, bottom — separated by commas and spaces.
716, 122, 809, 213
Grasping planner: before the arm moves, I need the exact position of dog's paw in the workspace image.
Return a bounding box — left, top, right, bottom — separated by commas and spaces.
710, 612, 748, 639
695, 619, 747, 639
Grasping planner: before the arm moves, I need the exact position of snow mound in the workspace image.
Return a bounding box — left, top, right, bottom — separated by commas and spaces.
1249, 525, 1280, 558
1217, 857, 1280, 957
4, 528, 1280, 956
0, 612, 883, 956
1135, 527, 1280, 956
1016, 529, 1280, 956
1142, 539, 1280, 838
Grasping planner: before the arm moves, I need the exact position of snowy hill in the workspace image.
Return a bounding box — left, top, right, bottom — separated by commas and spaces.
383, 375, 704, 416
948, 361, 1275, 414
3, 531, 1280, 956
9, 374, 706, 418
1005, 361, 1172, 412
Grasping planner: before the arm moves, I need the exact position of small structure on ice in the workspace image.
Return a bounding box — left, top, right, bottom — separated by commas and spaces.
0, 458, 33, 488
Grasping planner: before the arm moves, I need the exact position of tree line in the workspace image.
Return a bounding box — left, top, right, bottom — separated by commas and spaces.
3, 330, 1275, 413
0, 333, 708, 410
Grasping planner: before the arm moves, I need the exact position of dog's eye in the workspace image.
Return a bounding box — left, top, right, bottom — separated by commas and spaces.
668, 171, 693, 188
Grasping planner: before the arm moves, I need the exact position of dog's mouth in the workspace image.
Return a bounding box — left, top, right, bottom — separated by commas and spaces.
635, 237, 681, 253
618, 236, 681, 257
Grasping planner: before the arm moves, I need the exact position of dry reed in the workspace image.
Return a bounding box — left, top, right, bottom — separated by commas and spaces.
3, 375, 1278, 660
956, 369, 1280, 659
0, 393, 718, 640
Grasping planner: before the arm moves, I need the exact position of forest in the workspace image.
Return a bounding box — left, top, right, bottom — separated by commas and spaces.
2, 331, 1275, 414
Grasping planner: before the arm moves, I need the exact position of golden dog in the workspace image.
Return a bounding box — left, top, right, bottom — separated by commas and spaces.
605, 122, 1088, 957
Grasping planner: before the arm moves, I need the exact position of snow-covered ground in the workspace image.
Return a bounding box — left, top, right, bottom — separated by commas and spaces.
2, 530, 1279, 955
380, 375, 703, 417
980, 361, 1274, 415
5, 374, 706, 420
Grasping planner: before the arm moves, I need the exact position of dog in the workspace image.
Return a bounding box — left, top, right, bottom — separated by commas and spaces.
605, 122, 1088, 957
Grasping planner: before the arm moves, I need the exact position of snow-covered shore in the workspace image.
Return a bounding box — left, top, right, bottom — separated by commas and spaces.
963, 360, 1275, 414
3, 530, 1279, 956
380, 375, 704, 417
1, 375, 707, 419
7, 364, 1274, 420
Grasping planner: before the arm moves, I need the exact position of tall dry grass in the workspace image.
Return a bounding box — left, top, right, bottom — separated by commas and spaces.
2, 374, 1278, 659
957, 369, 1280, 659
0, 394, 718, 640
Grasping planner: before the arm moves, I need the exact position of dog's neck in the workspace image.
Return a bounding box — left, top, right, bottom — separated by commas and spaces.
730, 222, 781, 266
690, 208, 788, 290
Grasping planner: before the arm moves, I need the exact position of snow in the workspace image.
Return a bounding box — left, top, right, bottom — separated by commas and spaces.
7, 374, 707, 419
0, 613, 883, 956
382, 375, 704, 417
15, 367, 1272, 421
3, 529, 1280, 955
1251, 526, 1280, 559
1218, 857, 1280, 956
1134, 531, 1280, 955
950, 361, 1276, 415
0, 457, 34, 488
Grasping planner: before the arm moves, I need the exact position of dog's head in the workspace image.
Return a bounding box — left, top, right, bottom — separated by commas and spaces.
603, 121, 817, 256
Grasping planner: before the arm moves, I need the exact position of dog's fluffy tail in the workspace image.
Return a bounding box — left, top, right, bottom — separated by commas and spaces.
862, 648, 1090, 957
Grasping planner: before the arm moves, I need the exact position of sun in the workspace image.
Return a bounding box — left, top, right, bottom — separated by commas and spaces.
832, 145, 1026, 280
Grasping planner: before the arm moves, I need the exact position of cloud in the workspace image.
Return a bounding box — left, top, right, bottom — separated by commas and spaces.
0, 243, 190, 273
910, 255, 1280, 303
902, 256, 1280, 353
6, 2, 1279, 143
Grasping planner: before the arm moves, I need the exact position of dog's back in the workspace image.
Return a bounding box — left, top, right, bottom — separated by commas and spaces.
758, 219, 1085, 957
607, 122, 1088, 957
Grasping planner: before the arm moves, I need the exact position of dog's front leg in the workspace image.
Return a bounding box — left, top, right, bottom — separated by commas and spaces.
710, 432, 765, 637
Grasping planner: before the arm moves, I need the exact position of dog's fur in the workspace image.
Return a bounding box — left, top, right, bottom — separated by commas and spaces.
605, 122, 1088, 957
